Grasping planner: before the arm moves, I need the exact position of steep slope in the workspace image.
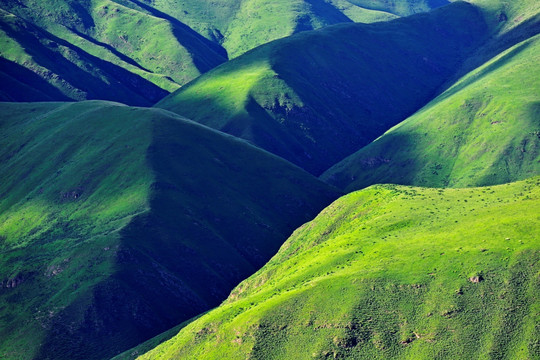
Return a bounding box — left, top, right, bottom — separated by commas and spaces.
0, 0, 227, 104
156, 2, 489, 175
138, 177, 540, 360
322, 32, 540, 190
0, 101, 340, 360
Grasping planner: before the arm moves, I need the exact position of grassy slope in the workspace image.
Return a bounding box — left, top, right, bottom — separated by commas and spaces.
139, 177, 540, 360
321, 32, 540, 191
130, 0, 442, 59
0, 101, 340, 360
345, 0, 450, 16
0, 0, 227, 104
218, 0, 392, 59
0, 0, 452, 104
156, 2, 489, 176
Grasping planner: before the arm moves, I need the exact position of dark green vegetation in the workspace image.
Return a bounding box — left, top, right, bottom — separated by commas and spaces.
0, 0, 447, 104
0, 101, 340, 360
138, 177, 540, 359
322, 26, 540, 190
1, 1, 539, 359
156, 2, 489, 175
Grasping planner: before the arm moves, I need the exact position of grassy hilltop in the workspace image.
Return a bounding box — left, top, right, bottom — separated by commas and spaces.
0, 101, 339, 360
156, 2, 488, 175
137, 177, 540, 359
0, 0, 447, 104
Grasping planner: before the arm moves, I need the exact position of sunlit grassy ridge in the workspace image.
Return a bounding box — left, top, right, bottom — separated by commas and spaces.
156, 2, 489, 176
322, 32, 540, 191
139, 177, 540, 360
0, 101, 339, 360
344, 0, 449, 16
0, 0, 449, 103
122, 0, 441, 59
0, 0, 227, 104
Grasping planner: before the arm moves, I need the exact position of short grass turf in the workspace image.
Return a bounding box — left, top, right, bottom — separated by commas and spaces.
138, 177, 540, 360
0, 101, 340, 360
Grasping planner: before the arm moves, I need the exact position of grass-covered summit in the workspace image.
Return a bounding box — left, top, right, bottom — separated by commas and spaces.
138, 177, 540, 359
156, 2, 489, 175
100, 0, 447, 59
0, 101, 339, 360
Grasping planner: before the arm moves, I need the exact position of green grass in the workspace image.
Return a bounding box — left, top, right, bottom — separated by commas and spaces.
156, 2, 489, 175
0, 0, 450, 103
0, 101, 340, 360
344, 0, 450, 17
0, 0, 227, 104
126, 0, 436, 59
138, 177, 540, 359
322, 32, 540, 191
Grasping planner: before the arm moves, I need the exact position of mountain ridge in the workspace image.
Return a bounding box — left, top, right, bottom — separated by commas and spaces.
156, 1, 489, 175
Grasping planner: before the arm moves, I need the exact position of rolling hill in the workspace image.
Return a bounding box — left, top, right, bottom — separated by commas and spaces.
0, 0, 449, 104
155, 1, 489, 176
0, 0, 227, 104
136, 177, 540, 359
0, 101, 340, 360
1, 1, 538, 360
321, 32, 540, 190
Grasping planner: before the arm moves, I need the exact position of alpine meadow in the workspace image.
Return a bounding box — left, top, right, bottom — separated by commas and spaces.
0, 1, 538, 360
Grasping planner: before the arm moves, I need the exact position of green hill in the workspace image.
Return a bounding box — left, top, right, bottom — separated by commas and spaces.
344, 0, 449, 17
0, 0, 451, 104
0, 0, 227, 104
321, 31, 540, 191
137, 177, 540, 359
156, 2, 489, 175
118, 0, 447, 59
0, 101, 340, 360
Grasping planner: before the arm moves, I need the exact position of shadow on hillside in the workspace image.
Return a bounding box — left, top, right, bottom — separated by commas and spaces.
434, 39, 532, 104
0, 18, 168, 105
32, 109, 340, 360
294, 0, 352, 33
348, 0, 449, 16
325, 132, 426, 191
437, 14, 540, 98
0, 58, 69, 101
68, 27, 153, 73
127, 0, 228, 71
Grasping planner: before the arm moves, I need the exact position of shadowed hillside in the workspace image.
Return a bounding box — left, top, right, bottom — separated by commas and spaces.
0, 1, 227, 104
0, 101, 339, 360
116, 0, 447, 58
156, 2, 489, 175
0, 0, 450, 104
322, 33, 540, 190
